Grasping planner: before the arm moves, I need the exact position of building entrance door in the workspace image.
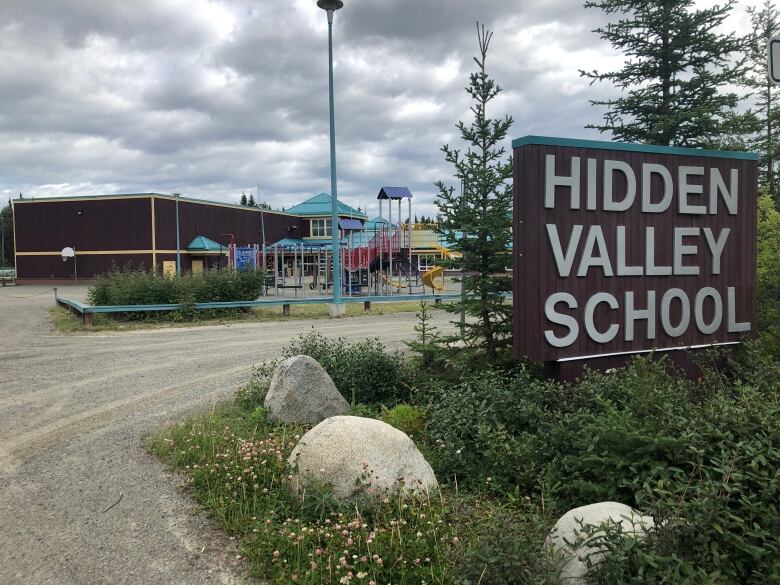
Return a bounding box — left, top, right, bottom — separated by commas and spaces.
191, 259, 204, 273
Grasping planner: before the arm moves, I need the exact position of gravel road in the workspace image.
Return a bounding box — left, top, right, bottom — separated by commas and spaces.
0, 286, 453, 584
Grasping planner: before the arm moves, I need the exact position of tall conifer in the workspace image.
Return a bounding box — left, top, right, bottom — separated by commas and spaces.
582, 0, 747, 147
745, 0, 780, 202
435, 24, 513, 362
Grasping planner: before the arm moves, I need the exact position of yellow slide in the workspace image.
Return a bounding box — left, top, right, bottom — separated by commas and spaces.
421, 266, 446, 293
381, 274, 408, 290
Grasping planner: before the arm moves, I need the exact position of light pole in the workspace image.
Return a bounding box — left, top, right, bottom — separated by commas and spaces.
173, 193, 181, 276
317, 0, 345, 316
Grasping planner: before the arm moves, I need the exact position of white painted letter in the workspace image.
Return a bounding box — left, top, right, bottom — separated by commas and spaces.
584, 292, 619, 343
545, 154, 580, 209
709, 168, 738, 215
544, 293, 579, 347
673, 227, 700, 276
587, 158, 598, 210
641, 163, 673, 213
616, 226, 643, 276
727, 287, 751, 333
645, 227, 672, 276
694, 287, 723, 335
577, 226, 614, 277
604, 160, 636, 212
625, 290, 656, 341
546, 224, 583, 278
660, 288, 691, 337
702, 228, 730, 275
679, 166, 706, 214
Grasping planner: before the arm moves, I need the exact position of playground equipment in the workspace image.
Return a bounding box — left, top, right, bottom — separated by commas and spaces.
258, 186, 457, 299
421, 265, 446, 293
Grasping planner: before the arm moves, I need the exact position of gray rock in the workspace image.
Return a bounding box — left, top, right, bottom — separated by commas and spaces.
264, 355, 349, 424
546, 501, 655, 583
289, 415, 438, 499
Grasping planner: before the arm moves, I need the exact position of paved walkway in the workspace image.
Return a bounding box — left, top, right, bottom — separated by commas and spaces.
0, 286, 451, 584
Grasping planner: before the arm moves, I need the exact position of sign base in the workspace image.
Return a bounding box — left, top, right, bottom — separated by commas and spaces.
543, 345, 735, 382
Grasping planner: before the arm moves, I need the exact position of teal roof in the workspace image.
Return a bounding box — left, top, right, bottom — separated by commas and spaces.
285, 193, 367, 219
365, 216, 392, 231
511, 135, 759, 161
271, 237, 346, 248
186, 236, 224, 252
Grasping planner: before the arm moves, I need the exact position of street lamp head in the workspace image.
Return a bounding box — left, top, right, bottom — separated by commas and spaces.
317, 0, 343, 10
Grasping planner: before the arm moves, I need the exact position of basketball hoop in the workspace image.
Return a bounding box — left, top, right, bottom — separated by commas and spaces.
61, 246, 75, 261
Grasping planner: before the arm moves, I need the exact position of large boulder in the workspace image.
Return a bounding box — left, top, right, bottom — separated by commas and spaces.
264, 355, 349, 424
547, 501, 655, 583
289, 415, 438, 499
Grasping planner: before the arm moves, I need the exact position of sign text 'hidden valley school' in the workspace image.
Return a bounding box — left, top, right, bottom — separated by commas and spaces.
512, 136, 757, 362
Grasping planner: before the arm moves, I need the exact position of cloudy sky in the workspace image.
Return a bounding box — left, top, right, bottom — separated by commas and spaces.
0, 0, 755, 218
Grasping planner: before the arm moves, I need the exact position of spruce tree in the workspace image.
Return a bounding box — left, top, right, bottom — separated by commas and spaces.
0, 201, 13, 268
746, 0, 780, 202
581, 0, 747, 147
247, 194, 256, 207
435, 23, 513, 363
240, 192, 248, 206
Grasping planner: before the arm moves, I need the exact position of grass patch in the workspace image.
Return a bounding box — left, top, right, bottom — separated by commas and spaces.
148, 403, 556, 584
249, 301, 432, 321
49, 301, 438, 333
148, 328, 780, 584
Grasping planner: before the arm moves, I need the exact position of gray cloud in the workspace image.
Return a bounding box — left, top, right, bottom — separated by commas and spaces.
0, 0, 754, 218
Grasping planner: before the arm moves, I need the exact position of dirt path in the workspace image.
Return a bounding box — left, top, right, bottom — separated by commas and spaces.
0, 286, 452, 584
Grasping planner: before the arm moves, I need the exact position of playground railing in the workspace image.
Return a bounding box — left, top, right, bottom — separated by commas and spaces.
53, 288, 464, 327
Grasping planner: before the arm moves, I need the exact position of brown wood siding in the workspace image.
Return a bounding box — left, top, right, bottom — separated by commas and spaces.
513, 143, 757, 362
153, 199, 305, 252
14, 198, 152, 252
16, 253, 153, 280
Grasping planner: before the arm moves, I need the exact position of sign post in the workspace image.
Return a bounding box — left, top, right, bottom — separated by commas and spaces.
770, 37, 780, 85
512, 136, 758, 378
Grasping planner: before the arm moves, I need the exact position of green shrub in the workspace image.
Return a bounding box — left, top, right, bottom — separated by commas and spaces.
381, 404, 426, 437
282, 331, 412, 405
542, 363, 780, 583
420, 367, 550, 491
88, 265, 266, 309
233, 332, 413, 409
757, 190, 780, 354
451, 499, 562, 585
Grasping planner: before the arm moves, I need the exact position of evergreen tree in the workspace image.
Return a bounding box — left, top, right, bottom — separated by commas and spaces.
435, 23, 513, 362
240, 192, 248, 206
248, 194, 256, 207
581, 0, 748, 147
745, 0, 780, 202
0, 200, 13, 267
414, 214, 419, 224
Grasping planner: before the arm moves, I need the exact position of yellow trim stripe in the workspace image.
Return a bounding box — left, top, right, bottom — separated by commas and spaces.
151, 198, 157, 272
15, 249, 226, 256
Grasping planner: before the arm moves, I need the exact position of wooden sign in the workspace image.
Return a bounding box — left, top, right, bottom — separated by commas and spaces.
512, 136, 757, 363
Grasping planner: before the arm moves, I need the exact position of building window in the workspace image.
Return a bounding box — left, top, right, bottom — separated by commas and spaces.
311, 218, 332, 238
417, 254, 437, 271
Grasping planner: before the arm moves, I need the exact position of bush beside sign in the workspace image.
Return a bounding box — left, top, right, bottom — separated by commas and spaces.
512, 136, 758, 363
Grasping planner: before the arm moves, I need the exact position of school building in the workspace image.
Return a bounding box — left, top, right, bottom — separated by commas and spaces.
11, 191, 453, 285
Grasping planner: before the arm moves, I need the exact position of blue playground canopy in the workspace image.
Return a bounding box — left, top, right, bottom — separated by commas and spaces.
377, 186, 413, 199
